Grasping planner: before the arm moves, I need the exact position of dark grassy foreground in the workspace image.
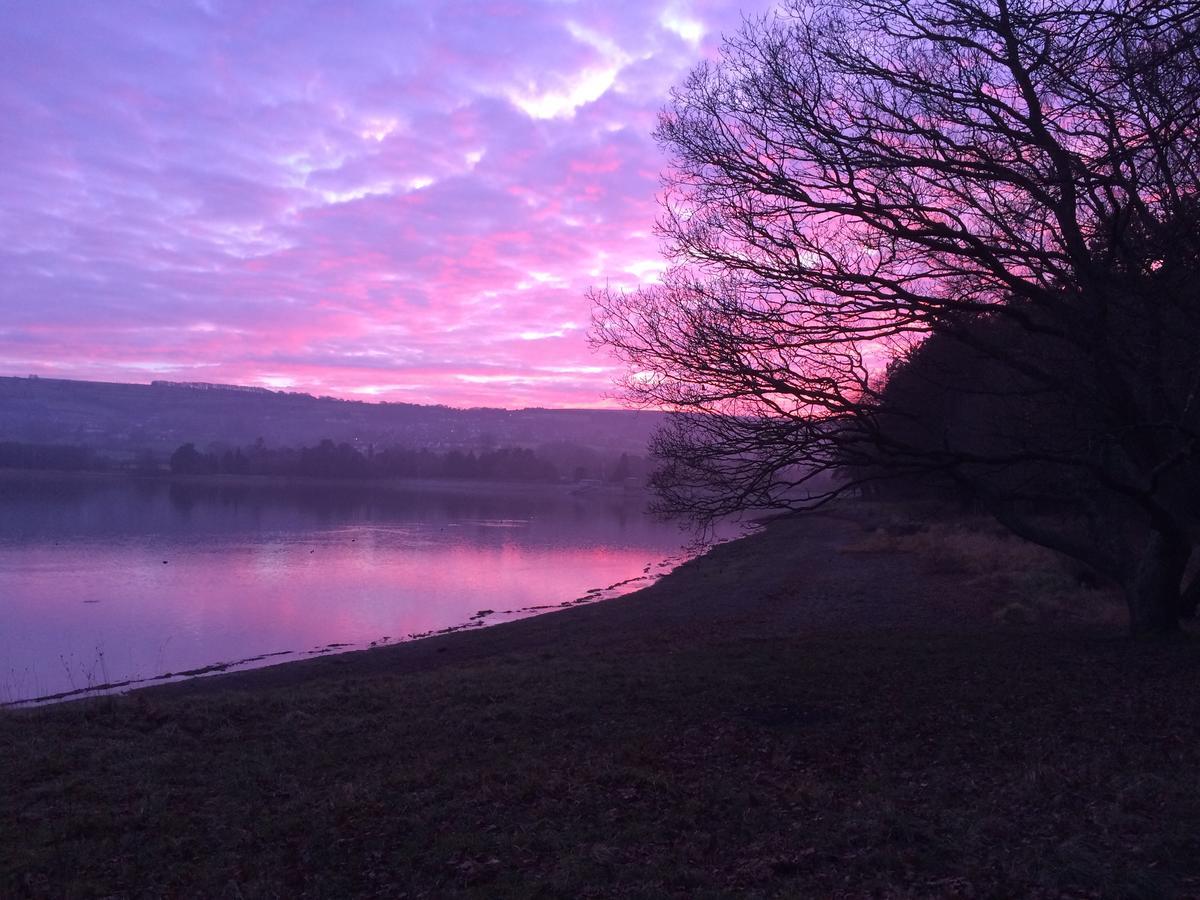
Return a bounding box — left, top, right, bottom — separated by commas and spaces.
3, 510, 1200, 898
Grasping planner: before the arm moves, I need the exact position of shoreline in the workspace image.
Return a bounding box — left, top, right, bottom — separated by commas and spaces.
92, 507, 986, 704
0, 466, 651, 500
6, 506, 1200, 897
2, 512, 781, 709
2, 521, 726, 709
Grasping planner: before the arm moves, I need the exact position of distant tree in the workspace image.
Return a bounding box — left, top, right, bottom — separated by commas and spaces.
0, 441, 100, 472
169, 443, 207, 475
444, 450, 470, 478
463, 450, 480, 479
135, 448, 161, 475
591, 0, 1200, 632
608, 453, 633, 483
298, 439, 368, 479
539, 441, 603, 482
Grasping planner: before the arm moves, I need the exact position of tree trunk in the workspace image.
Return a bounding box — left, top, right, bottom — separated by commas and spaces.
1179, 569, 1200, 620
1125, 529, 1190, 635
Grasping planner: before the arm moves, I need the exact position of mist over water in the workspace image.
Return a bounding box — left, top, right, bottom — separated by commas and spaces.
0, 477, 704, 704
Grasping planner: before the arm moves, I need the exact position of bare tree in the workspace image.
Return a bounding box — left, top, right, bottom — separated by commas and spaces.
590, 0, 1200, 632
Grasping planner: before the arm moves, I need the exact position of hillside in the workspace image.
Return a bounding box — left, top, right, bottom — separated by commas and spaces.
0, 376, 667, 461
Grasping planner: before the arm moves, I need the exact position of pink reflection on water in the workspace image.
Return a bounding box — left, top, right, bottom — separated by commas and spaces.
0, 509, 701, 704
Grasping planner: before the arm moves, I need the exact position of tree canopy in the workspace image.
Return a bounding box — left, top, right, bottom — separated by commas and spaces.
591, 0, 1200, 632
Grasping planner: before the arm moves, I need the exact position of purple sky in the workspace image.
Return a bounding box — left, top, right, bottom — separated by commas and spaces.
0, 0, 770, 408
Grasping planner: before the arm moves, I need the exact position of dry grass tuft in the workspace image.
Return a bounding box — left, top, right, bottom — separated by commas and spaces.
845, 504, 1125, 626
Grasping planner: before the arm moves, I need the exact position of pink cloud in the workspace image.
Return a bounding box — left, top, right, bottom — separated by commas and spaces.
0, 0, 771, 408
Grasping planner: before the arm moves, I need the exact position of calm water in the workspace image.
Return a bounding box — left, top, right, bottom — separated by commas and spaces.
0, 476, 706, 704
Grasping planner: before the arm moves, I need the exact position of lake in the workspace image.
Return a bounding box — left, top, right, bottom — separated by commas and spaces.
0, 475, 710, 704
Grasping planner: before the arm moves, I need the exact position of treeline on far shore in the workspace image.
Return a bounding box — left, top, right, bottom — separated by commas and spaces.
0, 439, 649, 486
0, 441, 103, 472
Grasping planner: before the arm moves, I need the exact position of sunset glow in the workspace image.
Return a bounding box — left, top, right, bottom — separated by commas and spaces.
0, 1, 770, 408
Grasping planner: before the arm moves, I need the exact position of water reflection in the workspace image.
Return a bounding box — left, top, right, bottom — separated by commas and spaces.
0, 477, 699, 703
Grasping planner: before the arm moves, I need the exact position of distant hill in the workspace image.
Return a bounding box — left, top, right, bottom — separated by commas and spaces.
0, 376, 668, 462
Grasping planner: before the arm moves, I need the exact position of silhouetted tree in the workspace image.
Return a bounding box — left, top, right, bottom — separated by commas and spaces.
591, 0, 1200, 632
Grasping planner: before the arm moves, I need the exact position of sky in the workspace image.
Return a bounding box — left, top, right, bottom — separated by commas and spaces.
0, 0, 772, 409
